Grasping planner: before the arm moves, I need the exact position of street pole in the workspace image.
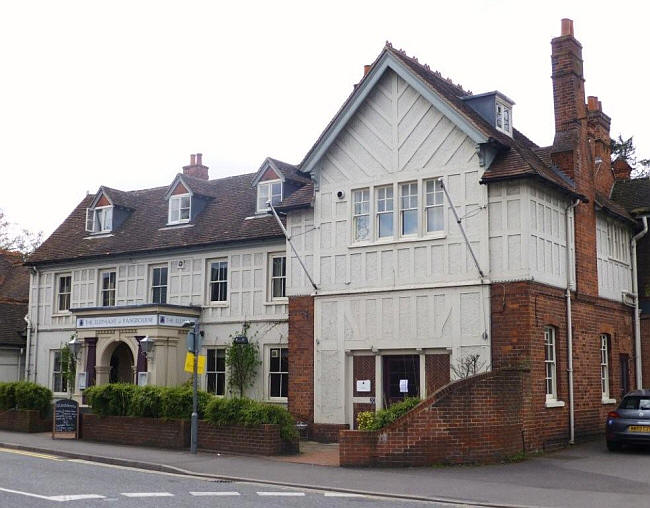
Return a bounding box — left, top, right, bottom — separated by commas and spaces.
191, 322, 198, 454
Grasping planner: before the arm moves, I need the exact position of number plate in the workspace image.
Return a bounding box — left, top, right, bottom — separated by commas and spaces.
628, 425, 650, 433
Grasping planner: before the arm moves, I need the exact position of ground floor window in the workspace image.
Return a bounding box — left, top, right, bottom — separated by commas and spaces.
206, 348, 226, 396
544, 326, 557, 400
601, 334, 610, 400
52, 349, 68, 393
269, 347, 288, 399
383, 354, 420, 406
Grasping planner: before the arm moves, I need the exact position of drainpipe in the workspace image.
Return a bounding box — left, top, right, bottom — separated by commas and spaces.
565, 198, 580, 445
632, 216, 648, 389
23, 315, 32, 381
30, 266, 40, 382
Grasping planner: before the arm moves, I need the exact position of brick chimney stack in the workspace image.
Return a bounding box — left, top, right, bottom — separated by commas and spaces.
586, 95, 614, 194
612, 157, 633, 180
182, 153, 209, 180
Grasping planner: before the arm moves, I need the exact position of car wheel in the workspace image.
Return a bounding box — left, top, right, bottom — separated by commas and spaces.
606, 440, 621, 452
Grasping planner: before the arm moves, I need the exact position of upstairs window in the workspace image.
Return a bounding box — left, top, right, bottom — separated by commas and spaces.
270, 254, 287, 300
257, 180, 282, 212
376, 186, 394, 238
85, 206, 113, 233
425, 178, 444, 233
151, 266, 168, 304
56, 274, 72, 312
100, 270, 116, 306
496, 101, 512, 135
400, 182, 418, 236
352, 189, 370, 241
209, 260, 228, 302
169, 194, 191, 224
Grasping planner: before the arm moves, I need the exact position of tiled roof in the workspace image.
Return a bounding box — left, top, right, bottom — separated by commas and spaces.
275, 182, 314, 211
595, 192, 635, 223
299, 43, 581, 199
611, 178, 650, 215
27, 173, 286, 265
0, 250, 29, 303
0, 302, 27, 346
267, 158, 311, 185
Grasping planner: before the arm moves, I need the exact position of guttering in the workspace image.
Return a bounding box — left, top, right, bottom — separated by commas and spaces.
565, 198, 580, 444
632, 216, 649, 389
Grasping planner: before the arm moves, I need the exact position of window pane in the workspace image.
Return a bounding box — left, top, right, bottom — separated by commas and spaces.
272, 257, 285, 277
270, 349, 279, 372
207, 349, 216, 371
281, 374, 288, 398
270, 374, 281, 397
280, 348, 289, 372
426, 207, 444, 232
402, 209, 417, 235
216, 350, 226, 371
355, 215, 370, 240
378, 212, 393, 237
207, 373, 216, 393
216, 373, 225, 396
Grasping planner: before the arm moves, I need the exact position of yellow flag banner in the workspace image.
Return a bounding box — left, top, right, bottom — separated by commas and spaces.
184, 352, 206, 375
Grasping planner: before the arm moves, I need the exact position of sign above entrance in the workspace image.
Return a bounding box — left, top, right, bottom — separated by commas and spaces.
76, 314, 198, 329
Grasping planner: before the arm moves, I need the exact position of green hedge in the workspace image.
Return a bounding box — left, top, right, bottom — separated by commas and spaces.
205, 397, 297, 441
357, 397, 421, 431
0, 382, 52, 417
84, 384, 213, 420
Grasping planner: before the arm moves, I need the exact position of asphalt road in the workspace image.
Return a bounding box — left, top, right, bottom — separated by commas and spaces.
0, 448, 440, 507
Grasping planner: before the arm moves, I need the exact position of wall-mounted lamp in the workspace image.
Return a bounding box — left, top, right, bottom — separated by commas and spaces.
140, 336, 155, 361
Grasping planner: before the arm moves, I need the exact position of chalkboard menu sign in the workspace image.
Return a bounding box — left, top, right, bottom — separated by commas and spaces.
52, 399, 79, 440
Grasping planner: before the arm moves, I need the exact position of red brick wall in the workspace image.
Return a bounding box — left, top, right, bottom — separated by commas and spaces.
312, 423, 348, 443
81, 414, 190, 449
491, 281, 635, 448
0, 409, 50, 433
340, 368, 530, 467
642, 316, 650, 386
425, 353, 450, 396
287, 296, 314, 425
198, 421, 287, 455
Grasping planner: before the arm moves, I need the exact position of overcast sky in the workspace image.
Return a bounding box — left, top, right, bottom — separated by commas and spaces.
1, 0, 648, 239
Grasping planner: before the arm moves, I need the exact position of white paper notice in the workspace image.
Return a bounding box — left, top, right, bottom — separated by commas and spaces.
356, 380, 371, 392
399, 379, 408, 393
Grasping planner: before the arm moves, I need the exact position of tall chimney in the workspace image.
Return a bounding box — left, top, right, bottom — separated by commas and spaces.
182, 153, 209, 180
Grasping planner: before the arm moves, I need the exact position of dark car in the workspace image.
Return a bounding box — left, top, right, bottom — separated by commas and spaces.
605, 390, 650, 451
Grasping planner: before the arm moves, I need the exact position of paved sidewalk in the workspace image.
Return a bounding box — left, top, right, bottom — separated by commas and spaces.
1, 430, 650, 507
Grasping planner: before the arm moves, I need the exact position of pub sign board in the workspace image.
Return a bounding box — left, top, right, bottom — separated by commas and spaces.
52, 399, 79, 440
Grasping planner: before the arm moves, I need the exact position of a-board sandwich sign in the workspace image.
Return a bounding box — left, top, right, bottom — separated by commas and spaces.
52, 398, 79, 440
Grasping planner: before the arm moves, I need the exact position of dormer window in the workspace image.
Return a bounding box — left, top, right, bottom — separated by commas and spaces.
496, 101, 512, 135
169, 193, 191, 224
85, 206, 113, 233
257, 180, 282, 213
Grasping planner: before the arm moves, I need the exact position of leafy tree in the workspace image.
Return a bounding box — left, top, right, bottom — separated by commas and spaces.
226, 322, 262, 398
611, 135, 650, 178
0, 208, 42, 257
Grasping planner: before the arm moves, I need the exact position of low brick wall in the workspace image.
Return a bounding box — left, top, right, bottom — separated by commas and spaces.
0, 409, 50, 433
81, 414, 190, 449
312, 423, 349, 443
340, 368, 530, 467
198, 421, 296, 455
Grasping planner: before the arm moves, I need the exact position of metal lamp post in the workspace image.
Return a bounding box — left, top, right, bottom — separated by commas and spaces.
182, 320, 200, 454
67, 335, 82, 398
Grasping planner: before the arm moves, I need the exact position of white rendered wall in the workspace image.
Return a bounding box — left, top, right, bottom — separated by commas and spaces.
596, 213, 633, 302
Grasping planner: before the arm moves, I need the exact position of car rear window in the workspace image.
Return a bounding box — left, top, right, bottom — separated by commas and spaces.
620, 397, 650, 410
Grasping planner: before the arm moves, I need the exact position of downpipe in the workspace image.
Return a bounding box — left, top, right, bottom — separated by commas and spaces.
632, 216, 648, 389
565, 198, 580, 445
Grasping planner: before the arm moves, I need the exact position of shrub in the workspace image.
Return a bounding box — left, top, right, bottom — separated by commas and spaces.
129, 386, 164, 418
85, 384, 137, 416
357, 397, 421, 431
0, 382, 17, 410
0, 382, 51, 416
205, 397, 297, 441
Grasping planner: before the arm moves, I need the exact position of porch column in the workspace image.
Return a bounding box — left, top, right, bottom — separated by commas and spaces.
374, 353, 383, 411
84, 337, 97, 387
135, 336, 148, 382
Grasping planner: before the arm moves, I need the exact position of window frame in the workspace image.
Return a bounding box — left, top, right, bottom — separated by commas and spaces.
424, 178, 445, 235
52, 349, 68, 394
601, 334, 610, 400
208, 259, 229, 304
269, 253, 287, 301
267, 345, 289, 401
400, 182, 419, 237
168, 193, 191, 225
375, 185, 394, 239
544, 326, 558, 401
495, 100, 512, 135
206, 348, 227, 396
85, 205, 113, 233
150, 265, 168, 305
55, 273, 72, 313
352, 188, 370, 242
257, 180, 283, 213
99, 269, 117, 307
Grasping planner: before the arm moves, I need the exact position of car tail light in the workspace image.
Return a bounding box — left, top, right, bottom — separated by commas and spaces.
608, 411, 620, 419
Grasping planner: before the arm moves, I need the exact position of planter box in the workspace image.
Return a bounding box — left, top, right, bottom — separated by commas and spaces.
0, 409, 50, 433
81, 414, 190, 449
198, 420, 298, 455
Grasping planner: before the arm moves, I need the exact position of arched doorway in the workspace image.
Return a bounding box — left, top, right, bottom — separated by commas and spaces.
109, 342, 134, 384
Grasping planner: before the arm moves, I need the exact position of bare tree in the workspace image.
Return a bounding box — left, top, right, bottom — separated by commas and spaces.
0, 208, 42, 258
451, 353, 487, 379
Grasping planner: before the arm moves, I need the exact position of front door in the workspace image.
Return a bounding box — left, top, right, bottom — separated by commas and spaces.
383, 355, 420, 406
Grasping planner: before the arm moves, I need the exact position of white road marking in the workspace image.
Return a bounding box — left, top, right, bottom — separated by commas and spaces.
190, 491, 241, 496
49, 494, 106, 501
257, 491, 306, 496
121, 492, 174, 497
324, 492, 366, 497
0, 487, 104, 502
